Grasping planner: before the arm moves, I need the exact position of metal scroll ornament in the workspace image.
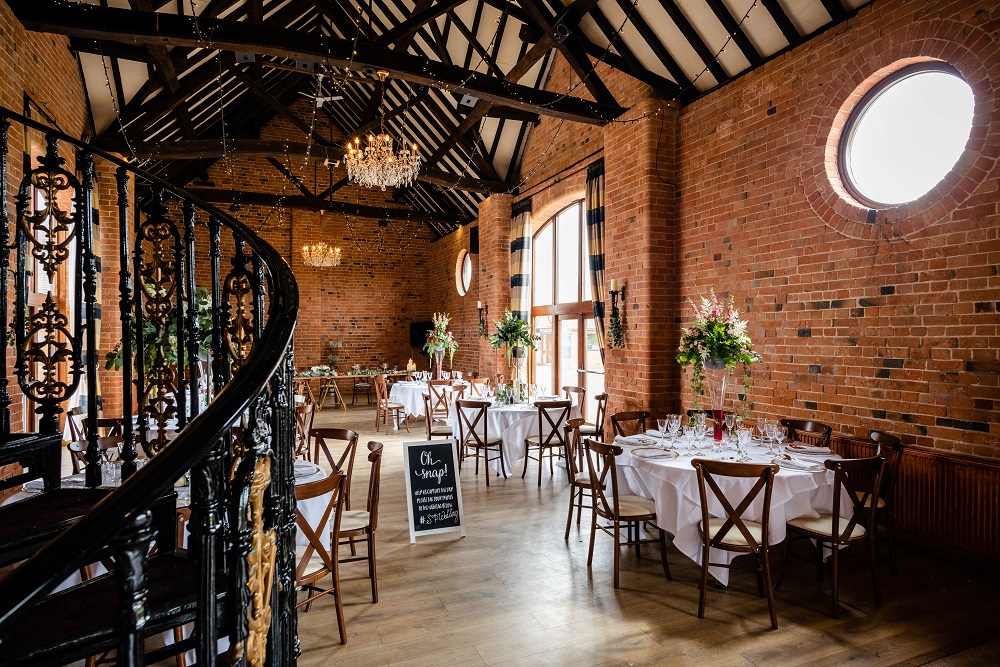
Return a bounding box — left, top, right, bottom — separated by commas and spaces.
223, 244, 256, 375
21, 295, 74, 401
230, 455, 276, 667
20, 137, 77, 281
137, 206, 180, 454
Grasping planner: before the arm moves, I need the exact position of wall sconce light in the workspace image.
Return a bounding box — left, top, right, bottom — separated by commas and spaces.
477, 301, 489, 338
607, 280, 625, 349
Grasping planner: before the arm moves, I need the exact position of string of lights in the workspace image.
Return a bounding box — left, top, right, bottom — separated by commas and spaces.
96, 41, 138, 163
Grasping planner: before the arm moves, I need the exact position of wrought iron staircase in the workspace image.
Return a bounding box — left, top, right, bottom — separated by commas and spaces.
0, 106, 300, 666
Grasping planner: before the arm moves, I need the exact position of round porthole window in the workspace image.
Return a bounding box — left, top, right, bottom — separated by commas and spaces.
840, 63, 975, 207
455, 249, 473, 296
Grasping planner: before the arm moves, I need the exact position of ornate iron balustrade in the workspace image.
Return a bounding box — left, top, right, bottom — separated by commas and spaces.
0, 107, 299, 666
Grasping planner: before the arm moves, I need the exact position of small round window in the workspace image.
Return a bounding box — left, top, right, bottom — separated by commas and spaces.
455, 250, 473, 296
840, 63, 974, 207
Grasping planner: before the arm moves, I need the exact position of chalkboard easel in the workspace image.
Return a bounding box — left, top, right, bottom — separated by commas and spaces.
403, 440, 466, 544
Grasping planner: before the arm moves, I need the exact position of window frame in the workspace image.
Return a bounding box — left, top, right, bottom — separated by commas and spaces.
455, 248, 473, 296
837, 61, 972, 209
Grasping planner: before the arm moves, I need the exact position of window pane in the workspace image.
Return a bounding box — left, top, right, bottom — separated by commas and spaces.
532, 316, 554, 395
462, 253, 473, 291
555, 206, 580, 304
583, 318, 603, 420
558, 317, 579, 395
533, 224, 553, 307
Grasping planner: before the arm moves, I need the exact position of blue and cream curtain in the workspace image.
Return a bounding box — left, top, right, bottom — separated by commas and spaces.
586, 159, 606, 361
510, 198, 532, 322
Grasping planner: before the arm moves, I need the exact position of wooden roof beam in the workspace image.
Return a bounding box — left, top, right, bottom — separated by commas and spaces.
759, 0, 800, 46
703, 0, 762, 67
654, 0, 729, 85
376, 0, 468, 46
6, 0, 625, 123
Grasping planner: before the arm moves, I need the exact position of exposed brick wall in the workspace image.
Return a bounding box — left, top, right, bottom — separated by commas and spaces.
675, 0, 1000, 459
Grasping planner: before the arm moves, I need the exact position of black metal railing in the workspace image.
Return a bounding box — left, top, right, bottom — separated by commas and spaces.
0, 107, 299, 666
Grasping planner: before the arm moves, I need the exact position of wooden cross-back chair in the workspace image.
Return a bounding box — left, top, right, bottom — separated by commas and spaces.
868, 430, 904, 575
780, 419, 832, 448
373, 374, 407, 432
579, 393, 608, 440
66, 406, 87, 441
294, 468, 348, 644
610, 411, 651, 437
426, 380, 454, 422
455, 399, 505, 485
585, 438, 671, 588
691, 459, 780, 629
421, 393, 453, 439
339, 441, 384, 603
561, 385, 586, 421
777, 455, 886, 618
563, 418, 602, 540
310, 428, 359, 510
68, 435, 123, 475
522, 400, 572, 486
294, 403, 316, 461
467, 377, 490, 397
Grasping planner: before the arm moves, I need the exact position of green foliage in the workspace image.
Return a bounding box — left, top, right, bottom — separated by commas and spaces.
423, 312, 458, 367
487, 309, 539, 362
607, 303, 625, 349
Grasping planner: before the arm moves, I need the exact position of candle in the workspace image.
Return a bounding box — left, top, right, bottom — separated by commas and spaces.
477, 301, 481, 309
609, 279, 618, 292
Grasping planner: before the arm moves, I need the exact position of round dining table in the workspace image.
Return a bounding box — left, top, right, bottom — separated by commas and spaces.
389, 380, 469, 421
613, 432, 850, 585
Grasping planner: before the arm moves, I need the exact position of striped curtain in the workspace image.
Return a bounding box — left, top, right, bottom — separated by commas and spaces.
586, 159, 607, 362
510, 198, 532, 322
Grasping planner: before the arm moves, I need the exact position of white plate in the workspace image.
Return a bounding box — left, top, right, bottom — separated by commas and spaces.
631, 447, 680, 460
772, 457, 824, 472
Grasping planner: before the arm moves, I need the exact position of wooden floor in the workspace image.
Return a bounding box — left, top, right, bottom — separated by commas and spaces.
298, 406, 1000, 666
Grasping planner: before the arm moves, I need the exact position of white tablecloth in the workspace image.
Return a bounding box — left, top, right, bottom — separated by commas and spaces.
614, 435, 847, 585
389, 381, 429, 418
448, 401, 582, 476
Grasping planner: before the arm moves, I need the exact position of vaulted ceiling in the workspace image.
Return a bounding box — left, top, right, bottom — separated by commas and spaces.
10, 0, 873, 237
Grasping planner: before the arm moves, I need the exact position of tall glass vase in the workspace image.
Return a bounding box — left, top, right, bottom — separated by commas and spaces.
704, 359, 730, 442
433, 350, 444, 380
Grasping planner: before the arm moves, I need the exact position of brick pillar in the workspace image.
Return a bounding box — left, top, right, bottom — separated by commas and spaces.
94, 159, 125, 417
474, 193, 512, 380
602, 98, 680, 418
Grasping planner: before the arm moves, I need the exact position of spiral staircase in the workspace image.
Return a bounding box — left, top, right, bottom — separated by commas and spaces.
0, 107, 300, 666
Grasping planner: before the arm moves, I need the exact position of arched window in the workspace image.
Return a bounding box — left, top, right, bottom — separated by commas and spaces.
531, 201, 603, 418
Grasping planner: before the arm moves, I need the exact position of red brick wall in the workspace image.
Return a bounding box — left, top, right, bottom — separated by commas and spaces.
676, 0, 1000, 459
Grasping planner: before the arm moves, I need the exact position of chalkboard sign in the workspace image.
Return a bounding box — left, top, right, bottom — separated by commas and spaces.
403, 439, 465, 543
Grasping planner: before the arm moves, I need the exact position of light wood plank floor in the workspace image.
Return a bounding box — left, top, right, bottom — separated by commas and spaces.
298, 406, 1000, 667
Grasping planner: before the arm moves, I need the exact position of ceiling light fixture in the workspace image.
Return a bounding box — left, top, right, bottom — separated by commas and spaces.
301, 242, 342, 267
344, 70, 421, 190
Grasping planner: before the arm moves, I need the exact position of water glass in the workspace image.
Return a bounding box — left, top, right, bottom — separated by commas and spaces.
736, 428, 753, 462
101, 460, 122, 486
657, 418, 668, 447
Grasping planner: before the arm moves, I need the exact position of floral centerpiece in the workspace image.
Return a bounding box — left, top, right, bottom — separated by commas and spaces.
300, 365, 335, 377
488, 309, 539, 391
676, 289, 760, 436
423, 312, 458, 379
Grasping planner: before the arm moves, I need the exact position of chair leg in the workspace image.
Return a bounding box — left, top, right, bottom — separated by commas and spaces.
522, 444, 530, 479
698, 541, 710, 619
537, 446, 544, 487
587, 507, 598, 568
869, 534, 883, 608
565, 485, 577, 540
831, 541, 840, 619
761, 548, 778, 630
332, 558, 347, 644
484, 447, 490, 487
612, 520, 621, 589
369, 531, 378, 603
659, 528, 671, 581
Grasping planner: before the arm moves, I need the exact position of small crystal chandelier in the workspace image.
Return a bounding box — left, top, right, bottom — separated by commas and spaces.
344, 71, 421, 190
301, 242, 342, 267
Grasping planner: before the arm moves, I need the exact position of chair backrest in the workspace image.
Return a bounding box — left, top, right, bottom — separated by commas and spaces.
825, 456, 886, 544
374, 374, 389, 403
294, 468, 346, 583
562, 386, 586, 420
96, 417, 124, 437
563, 418, 586, 480
691, 459, 779, 552
455, 399, 491, 449
593, 393, 608, 433
310, 428, 360, 509
868, 430, 903, 502
364, 442, 384, 533
467, 377, 489, 397
294, 403, 316, 458
610, 410, 650, 437
421, 393, 437, 439
450, 381, 466, 400
585, 438, 623, 521
780, 419, 832, 447
66, 406, 87, 441
427, 380, 453, 420
535, 400, 572, 447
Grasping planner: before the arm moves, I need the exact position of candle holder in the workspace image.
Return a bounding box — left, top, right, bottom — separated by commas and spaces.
477, 302, 489, 338
607, 283, 625, 349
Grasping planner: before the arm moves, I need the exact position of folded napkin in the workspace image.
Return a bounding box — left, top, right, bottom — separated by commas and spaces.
645, 429, 668, 438
786, 443, 833, 455
615, 434, 658, 447
774, 456, 822, 470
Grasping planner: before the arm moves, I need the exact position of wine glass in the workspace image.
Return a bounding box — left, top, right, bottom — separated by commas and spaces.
724, 413, 736, 439
776, 425, 788, 455
657, 418, 668, 448
692, 419, 707, 455
667, 414, 681, 444
736, 428, 753, 462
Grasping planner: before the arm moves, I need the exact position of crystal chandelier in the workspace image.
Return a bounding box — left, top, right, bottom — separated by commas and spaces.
344, 71, 421, 190
301, 242, 342, 267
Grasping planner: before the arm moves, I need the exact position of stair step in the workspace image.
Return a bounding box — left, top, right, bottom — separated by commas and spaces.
0, 488, 112, 568
0, 552, 226, 667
